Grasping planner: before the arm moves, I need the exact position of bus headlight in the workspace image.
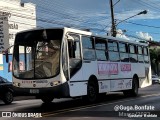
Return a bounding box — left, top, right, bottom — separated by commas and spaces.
50, 81, 60, 86
18, 83, 21, 87
13, 82, 21, 87
50, 82, 53, 86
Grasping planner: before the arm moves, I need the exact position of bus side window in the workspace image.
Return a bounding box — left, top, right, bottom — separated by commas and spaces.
108, 41, 120, 61
129, 44, 138, 63
82, 36, 95, 60
67, 33, 82, 77
95, 38, 108, 61
68, 34, 81, 59
119, 42, 129, 62
138, 46, 144, 63
143, 47, 149, 63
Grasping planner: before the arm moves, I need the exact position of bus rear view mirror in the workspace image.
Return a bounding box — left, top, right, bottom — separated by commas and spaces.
4, 45, 15, 63
5, 50, 9, 63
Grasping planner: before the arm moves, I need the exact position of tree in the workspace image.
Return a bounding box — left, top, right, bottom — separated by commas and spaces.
149, 48, 160, 76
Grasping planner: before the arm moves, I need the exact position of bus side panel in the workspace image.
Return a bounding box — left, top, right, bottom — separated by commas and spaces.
110, 79, 132, 91
131, 63, 151, 88
98, 81, 110, 93
68, 61, 98, 97
82, 61, 111, 94
139, 63, 152, 88
132, 63, 145, 87
97, 62, 133, 92
69, 66, 87, 97
97, 62, 111, 93
82, 61, 98, 81
69, 81, 87, 97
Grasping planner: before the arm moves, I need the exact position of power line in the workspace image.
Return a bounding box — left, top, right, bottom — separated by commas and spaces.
122, 21, 160, 29
126, 34, 147, 41
139, 0, 160, 11
2, 0, 159, 40
0, 7, 101, 30
0, 6, 106, 30
0, 0, 108, 29
135, 0, 160, 12
121, 29, 160, 35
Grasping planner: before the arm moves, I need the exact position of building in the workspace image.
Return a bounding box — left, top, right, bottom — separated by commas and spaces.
0, 0, 36, 81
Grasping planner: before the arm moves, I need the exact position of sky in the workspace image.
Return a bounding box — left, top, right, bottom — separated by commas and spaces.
22, 0, 160, 41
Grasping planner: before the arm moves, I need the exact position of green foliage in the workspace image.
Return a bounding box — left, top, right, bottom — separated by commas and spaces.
150, 48, 160, 63
149, 48, 160, 75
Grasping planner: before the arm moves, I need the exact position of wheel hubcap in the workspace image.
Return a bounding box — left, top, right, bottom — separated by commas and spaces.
88, 86, 96, 99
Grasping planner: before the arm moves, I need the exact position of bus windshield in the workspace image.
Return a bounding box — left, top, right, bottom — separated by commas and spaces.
12, 29, 63, 79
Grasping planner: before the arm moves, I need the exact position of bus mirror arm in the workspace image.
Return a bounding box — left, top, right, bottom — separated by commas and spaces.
3, 49, 9, 63
6, 52, 9, 63
3, 45, 15, 63
66, 34, 74, 42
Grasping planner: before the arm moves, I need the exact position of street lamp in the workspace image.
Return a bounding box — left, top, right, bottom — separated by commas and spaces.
116, 10, 148, 26
111, 10, 147, 37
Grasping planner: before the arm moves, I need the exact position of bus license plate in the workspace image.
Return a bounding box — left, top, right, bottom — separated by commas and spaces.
30, 89, 39, 94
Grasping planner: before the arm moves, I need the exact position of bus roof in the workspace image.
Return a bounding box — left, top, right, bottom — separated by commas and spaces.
16, 27, 148, 46
92, 34, 148, 46
64, 27, 148, 46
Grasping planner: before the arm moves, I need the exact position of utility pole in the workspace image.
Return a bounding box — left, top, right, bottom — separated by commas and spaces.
110, 0, 116, 37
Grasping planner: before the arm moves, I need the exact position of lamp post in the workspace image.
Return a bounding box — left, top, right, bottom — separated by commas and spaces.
110, 9, 147, 37
116, 10, 147, 26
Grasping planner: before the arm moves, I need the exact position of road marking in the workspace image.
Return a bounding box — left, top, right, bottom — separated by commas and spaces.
42, 93, 160, 117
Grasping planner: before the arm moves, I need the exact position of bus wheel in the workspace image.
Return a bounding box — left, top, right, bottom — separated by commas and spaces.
123, 77, 139, 97
86, 81, 98, 103
41, 96, 54, 103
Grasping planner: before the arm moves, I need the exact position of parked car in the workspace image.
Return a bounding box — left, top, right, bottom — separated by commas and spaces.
0, 77, 14, 104
152, 75, 160, 84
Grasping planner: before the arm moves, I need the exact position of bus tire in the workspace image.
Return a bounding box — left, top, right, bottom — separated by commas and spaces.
123, 77, 139, 97
85, 80, 98, 103
41, 96, 54, 103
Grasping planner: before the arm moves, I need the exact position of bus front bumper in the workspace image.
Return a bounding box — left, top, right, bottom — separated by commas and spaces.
13, 82, 70, 98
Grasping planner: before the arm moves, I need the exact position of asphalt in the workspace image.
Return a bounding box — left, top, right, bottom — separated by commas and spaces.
14, 96, 36, 101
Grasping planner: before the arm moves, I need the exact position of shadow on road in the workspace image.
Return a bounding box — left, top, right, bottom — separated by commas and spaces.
13, 93, 135, 113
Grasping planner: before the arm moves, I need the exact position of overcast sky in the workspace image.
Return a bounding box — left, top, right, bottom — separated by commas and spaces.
22, 0, 160, 41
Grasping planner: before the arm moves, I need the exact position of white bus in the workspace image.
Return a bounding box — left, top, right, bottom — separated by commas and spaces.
5, 27, 152, 103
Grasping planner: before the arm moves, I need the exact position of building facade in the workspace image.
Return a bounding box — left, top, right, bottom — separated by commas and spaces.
0, 0, 36, 81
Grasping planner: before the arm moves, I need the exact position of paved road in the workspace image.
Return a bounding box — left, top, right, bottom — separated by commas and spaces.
0, 84, 160, 120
